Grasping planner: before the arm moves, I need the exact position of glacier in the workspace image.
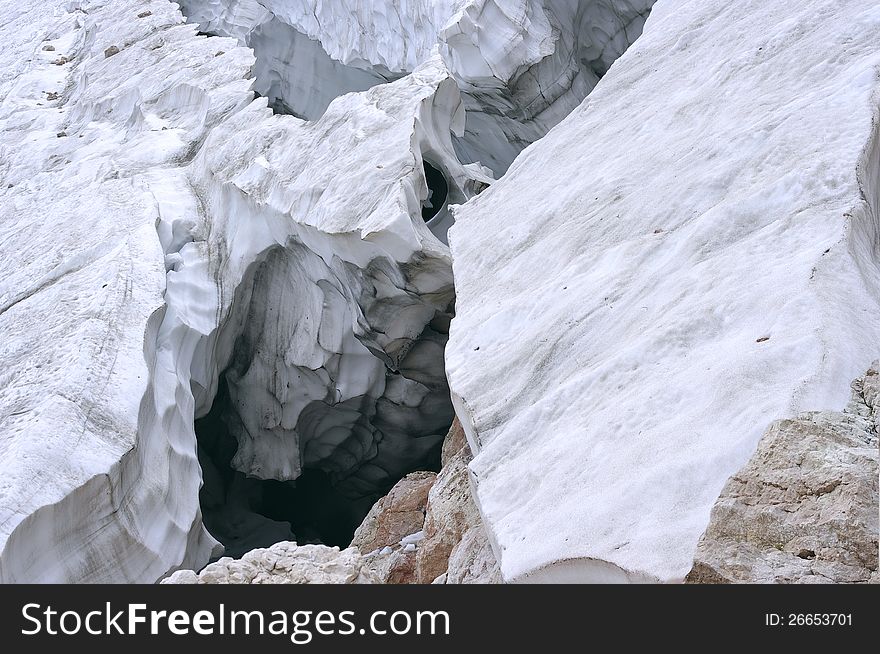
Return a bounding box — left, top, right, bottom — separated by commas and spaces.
446, 0, 880, 582
0, 0, 484, 582
0, 0, 877, 585
0, 0, 651, 582
179, 0, 654, 174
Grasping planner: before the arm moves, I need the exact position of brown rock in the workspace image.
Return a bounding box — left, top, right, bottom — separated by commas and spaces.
687, 365, 879, 584
359, 546, 419, 584
441, 416, 469, 466
353, 419, 501, 584
416, 418, 501, 583
350, 471, 436, 554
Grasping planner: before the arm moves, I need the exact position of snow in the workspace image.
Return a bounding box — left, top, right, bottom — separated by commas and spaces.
6, 0, 868, 585
0, 0, 251, 583
446, 0, 880, 583
400, 530, 426, 546
0, 0, 481, 582
178, 0, 654, 175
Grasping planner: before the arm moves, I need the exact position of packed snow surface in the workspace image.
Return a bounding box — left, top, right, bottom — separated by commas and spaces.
446, 0, 880, 582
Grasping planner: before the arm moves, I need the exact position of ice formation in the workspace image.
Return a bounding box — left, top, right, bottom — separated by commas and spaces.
3, 0, 875, 586
0, 0, 480, 582
446, 0, 880, 582
178, 0, 654, 174
0, 0, 652, 582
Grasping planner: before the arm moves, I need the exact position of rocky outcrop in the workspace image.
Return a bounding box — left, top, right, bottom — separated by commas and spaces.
351, 471, 435, 555
163, 542, 380, 584
416, 419, 500, 584
445, 0, 880, 583
352, 420, 500, 584
687, 367, 879, 584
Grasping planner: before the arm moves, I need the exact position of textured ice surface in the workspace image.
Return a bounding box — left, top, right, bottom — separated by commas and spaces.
446, 0, 880, 582
0, 0, 483, 582
178, 0, 654, 174
0, 0, 246, 583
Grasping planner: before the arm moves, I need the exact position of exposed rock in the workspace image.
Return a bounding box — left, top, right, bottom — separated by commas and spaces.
41, 44, 54, 51
687, 367, 879, 584
440, 415, 469, 466
445, 525, 502, 585
351, 471, 436, 554
363, 547, 419, 585
347, 419, 500, 584
417, 419, 500, 583
103, 45, 119, 58
445, 0, 880, 583
162, 542, 380, 584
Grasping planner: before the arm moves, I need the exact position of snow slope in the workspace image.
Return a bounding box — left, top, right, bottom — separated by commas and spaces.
0, 0, 250, 583
0, 0, 480, 582
446, 0, 880, 582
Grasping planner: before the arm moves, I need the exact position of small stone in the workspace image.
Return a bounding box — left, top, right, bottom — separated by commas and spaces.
104, 45, 120, 58
46, 92, 59, 101
42, 44, 55, 52
52, 56, 68, 65
56, 132, 67, 138
137, 11, 152, 18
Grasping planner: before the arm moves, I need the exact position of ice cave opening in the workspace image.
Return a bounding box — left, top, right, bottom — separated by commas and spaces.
421, 161, 449, 222
171, 0, 659, 569
190, 246, 456, 560
196, 378, 445, 558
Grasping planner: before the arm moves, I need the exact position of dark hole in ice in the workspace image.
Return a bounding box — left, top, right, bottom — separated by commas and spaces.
421, 161, 448, 222
196, 378, 443, 559
253, 90, 305, 119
